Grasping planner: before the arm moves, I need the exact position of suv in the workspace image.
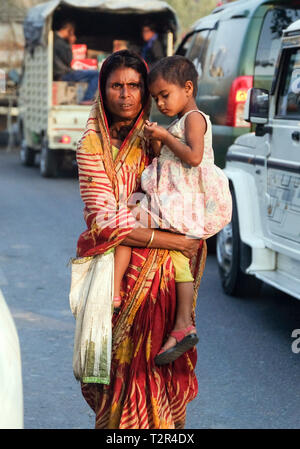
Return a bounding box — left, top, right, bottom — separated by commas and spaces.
217, 19, 300, 300
165, 0, 300, 168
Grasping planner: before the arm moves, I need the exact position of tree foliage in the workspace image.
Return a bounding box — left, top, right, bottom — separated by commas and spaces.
166, 0, 218, 36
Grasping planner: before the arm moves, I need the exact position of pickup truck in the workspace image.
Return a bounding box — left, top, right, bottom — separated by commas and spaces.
217, 19, 300, 300
18, 0, 178, 177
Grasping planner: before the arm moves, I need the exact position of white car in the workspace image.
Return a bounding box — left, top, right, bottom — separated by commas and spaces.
217, 19, 300, 299
0, 290, 23, 428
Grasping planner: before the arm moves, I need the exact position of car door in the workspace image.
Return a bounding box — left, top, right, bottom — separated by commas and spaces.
266, 46, 300, 245
193, 17, 249, 126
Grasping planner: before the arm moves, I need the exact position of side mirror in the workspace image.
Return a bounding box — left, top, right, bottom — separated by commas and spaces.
244, 87, 269, 124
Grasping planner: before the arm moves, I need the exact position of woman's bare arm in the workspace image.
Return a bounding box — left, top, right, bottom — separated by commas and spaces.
122, 228, 200, 259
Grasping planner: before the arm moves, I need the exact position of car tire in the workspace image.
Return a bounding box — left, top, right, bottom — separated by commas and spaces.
216, 187, 262, 297
20, 139, 35, 166
40, 138, 58, 178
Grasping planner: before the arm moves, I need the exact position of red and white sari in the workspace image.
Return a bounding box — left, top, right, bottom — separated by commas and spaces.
75, 62, 207, 429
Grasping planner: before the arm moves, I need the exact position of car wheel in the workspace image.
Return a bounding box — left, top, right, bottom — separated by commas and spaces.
40, 138, 58, 178
20, 139, 35, 166
216, 188, 262, 297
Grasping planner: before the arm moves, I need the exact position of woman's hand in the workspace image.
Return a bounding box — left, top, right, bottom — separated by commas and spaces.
181, 237, 201, 259
122, 228, 201, 258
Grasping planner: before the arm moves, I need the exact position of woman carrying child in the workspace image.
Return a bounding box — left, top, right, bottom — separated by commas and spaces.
75, 51, 208, 429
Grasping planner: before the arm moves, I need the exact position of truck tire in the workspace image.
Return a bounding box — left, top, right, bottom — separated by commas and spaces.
20, 139, 35, 167
216, 187, 262, 297
40, 138, 58, 178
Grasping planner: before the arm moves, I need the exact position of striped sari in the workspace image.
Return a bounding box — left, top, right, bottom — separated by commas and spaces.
75, 64, 207, 429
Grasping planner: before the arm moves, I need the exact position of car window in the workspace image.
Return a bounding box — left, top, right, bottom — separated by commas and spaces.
255, 8, 300, 78
277, 49, 300, 119
186, 29, 210, 78
176, 32, 196, 57
208, 18, 248, 78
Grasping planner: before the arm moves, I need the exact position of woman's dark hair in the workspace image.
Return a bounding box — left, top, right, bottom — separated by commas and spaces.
100, 50, 149, 108
148, 55, 198, 97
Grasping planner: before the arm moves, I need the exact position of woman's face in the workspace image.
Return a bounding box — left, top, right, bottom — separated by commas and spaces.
105, 67, 144, 122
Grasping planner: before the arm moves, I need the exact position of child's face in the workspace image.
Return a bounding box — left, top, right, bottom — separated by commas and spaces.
149, 77, 192, 117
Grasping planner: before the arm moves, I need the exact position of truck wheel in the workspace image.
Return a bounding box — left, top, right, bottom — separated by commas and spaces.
216, 188, 262, 297
20, 139, 35, 166
40, 139, 58, 178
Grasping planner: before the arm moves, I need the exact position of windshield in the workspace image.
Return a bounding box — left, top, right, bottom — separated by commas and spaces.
255, 7, 300, 78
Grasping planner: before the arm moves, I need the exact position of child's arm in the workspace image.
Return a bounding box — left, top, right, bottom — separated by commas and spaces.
144, 112, 206, 167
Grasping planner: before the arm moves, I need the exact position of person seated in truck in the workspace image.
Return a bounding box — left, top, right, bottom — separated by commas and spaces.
53, 20, 98, 105
141, 22, 164, 67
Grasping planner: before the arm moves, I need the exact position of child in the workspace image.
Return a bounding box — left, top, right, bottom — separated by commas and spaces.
113, 56, 232, 365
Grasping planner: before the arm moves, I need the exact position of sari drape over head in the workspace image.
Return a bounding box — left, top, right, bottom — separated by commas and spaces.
75, 56, 207, 429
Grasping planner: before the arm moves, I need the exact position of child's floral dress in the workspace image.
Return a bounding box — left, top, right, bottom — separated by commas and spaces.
139, 109, 232, 239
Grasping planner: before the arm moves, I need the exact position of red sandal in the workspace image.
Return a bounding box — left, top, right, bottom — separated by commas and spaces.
154, 325, 199, 365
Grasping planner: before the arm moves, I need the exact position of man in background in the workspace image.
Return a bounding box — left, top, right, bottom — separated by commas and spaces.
141, 22, 164, 66
53, 21, 98, 105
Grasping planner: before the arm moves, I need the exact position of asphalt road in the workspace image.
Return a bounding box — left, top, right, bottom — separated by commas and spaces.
0, 148, 299, 429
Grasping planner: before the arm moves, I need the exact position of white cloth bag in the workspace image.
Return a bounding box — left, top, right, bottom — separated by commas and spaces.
69, 252, 114, 384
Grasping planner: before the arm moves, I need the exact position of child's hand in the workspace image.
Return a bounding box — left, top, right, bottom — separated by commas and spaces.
144, 121, 167, 142
143, 120, 157, 142
144, 120, 158, 141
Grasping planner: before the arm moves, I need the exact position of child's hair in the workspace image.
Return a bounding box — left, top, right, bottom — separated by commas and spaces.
148, 55, 198, 97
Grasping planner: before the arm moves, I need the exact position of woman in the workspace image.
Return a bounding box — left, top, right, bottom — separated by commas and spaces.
75, 50, 207, 429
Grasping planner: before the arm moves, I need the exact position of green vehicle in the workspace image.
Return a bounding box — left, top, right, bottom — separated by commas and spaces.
151, 0, 300, 168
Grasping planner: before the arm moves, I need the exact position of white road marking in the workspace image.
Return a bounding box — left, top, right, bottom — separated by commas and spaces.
11, 244, 30, 250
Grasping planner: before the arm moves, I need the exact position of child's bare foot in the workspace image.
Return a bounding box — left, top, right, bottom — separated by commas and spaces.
113, 296, 122, 314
